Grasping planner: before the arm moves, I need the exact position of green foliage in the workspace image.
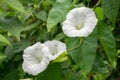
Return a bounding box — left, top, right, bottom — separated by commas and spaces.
0, 53, 7, 62
95, 7, 104, 21
3, 69, 19, 80
65, 35, 97, 74
35, 10, 47, 22
37, 63, 61, 80
0, 18, 24, 41
2, 0, 26, 13
97, 21, 116, 68
53, 52, 68, 62
101, 0, 120, 26
47, 0, 72, 31
0, 34, 10, 46
0, 0, 120, 80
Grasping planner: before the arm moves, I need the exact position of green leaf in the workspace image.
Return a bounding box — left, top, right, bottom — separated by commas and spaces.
4, 46, 14, 60
12, 39, 31, 53
80, 72, 89, 80
19, 78, 32, 80
92, 54, 109, 74
93, 73, 106, 80
0, 34, 10, 45
53, 52, 68, 62
2, 0, 26, 13
101, 0, 120, 25
47, 1, 72, 31
54, 32, 65, 40
35, 10, 47, 22
21, 21, 40, 31
37, 63, 61, 80
4, 39, 31, 60
3, 69, 19, 80
0, 18, 24, 41
37, 28, 50, 41
0, 53, 7, 62
95, 7, 104, 21
65, 36, 97, 74
97, 21, 116, 68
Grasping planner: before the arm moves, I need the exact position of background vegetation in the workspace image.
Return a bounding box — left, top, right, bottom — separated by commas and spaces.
0, 0, 120, 80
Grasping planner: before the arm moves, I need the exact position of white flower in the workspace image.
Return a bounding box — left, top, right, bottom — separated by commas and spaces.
62, 7, 98, 37
43, 40, 67, 60
22, 42, 50, 75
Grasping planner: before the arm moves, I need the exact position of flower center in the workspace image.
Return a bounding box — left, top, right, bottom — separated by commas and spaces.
76, 23, 83, 30
36, 56, 42, 63
51, 49, 58, 55
51, 44, 58, 55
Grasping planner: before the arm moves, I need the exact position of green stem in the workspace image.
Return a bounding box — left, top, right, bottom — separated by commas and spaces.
67, 37, 83, 52
92, 0, 101, 10
87, 0, 91, 7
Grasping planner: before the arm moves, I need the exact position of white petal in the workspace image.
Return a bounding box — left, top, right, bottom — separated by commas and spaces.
62, 7, 98, 37
22, 60, 49, 75
43, 40, 67, 60
23, 42, 50, 61
22, 42, 50, 75
66, 8, 84, 26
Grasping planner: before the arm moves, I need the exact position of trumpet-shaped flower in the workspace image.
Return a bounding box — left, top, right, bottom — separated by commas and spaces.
62, 7, 98, 37
43, 40, 66, 60
22, 42, 50, 75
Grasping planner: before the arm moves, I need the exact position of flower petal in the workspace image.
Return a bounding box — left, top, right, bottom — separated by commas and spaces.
43, 40, 67, 60
22, 42, 50, 75
62, 7, 98, 37
22, 60, 49, 75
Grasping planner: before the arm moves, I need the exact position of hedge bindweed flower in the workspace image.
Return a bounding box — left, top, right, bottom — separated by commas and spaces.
62, 7, 98, 37
22, 42, 50, 75
43, 40, 67, 60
